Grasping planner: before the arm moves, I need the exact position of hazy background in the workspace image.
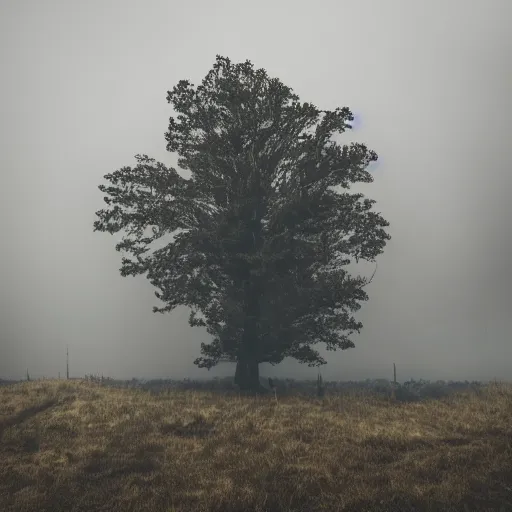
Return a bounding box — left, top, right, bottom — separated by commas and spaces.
1, 0, 511, 383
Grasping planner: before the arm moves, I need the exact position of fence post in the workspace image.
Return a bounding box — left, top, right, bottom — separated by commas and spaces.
391, 363, 397, 400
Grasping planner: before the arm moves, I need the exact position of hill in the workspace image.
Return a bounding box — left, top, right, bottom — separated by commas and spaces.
1, 378, 511, 511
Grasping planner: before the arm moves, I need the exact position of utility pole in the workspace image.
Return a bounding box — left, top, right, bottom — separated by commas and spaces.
66, 345, 69, 380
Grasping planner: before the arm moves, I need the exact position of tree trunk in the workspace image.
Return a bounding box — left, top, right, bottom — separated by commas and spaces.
234, 333, 268, 395
234, 357, 261, 393
233, 202, 267, 395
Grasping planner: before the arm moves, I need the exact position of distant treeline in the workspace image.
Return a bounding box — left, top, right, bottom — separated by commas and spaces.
0, 379, 19, 387
109, 376, 489, 401
1, 376, 499, 402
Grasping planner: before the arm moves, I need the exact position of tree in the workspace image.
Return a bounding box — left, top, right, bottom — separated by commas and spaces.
93, 55, 391, 394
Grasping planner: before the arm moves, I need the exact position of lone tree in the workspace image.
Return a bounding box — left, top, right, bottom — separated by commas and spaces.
94, 56, 390, 394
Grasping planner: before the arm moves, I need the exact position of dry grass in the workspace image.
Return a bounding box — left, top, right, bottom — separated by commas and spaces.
0, 379, 511, 512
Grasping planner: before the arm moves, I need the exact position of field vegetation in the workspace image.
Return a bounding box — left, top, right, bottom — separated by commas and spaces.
1, 377, 511, 511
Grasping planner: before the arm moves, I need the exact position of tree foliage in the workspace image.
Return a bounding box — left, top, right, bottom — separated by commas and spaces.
94, 56, 391, 392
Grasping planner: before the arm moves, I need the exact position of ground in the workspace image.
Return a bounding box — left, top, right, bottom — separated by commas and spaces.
0, 379, 511, 511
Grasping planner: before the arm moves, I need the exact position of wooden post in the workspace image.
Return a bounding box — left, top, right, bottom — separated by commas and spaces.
268, 377, 278, 403
391, 363, 397, 400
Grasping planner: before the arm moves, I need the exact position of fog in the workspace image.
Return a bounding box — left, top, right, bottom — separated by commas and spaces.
1, 0, 511, 383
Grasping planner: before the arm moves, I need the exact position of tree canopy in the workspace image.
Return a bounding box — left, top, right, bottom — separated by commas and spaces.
94, 55, 391, 393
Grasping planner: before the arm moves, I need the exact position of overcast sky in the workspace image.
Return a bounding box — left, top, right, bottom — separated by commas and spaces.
1, 0, 511, 383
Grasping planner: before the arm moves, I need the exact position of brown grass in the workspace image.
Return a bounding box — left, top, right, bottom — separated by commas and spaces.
0, 379, 511, 512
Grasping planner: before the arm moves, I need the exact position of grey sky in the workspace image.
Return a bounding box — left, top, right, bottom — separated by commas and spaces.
1, 0, 511, 383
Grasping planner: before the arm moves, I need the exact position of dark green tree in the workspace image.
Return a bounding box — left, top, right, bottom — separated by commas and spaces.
93, 55, 390, 394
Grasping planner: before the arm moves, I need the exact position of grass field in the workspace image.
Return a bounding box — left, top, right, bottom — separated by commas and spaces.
0, 379, 511, 511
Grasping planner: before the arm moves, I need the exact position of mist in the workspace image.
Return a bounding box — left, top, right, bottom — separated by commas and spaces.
1, 0, 511, 383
